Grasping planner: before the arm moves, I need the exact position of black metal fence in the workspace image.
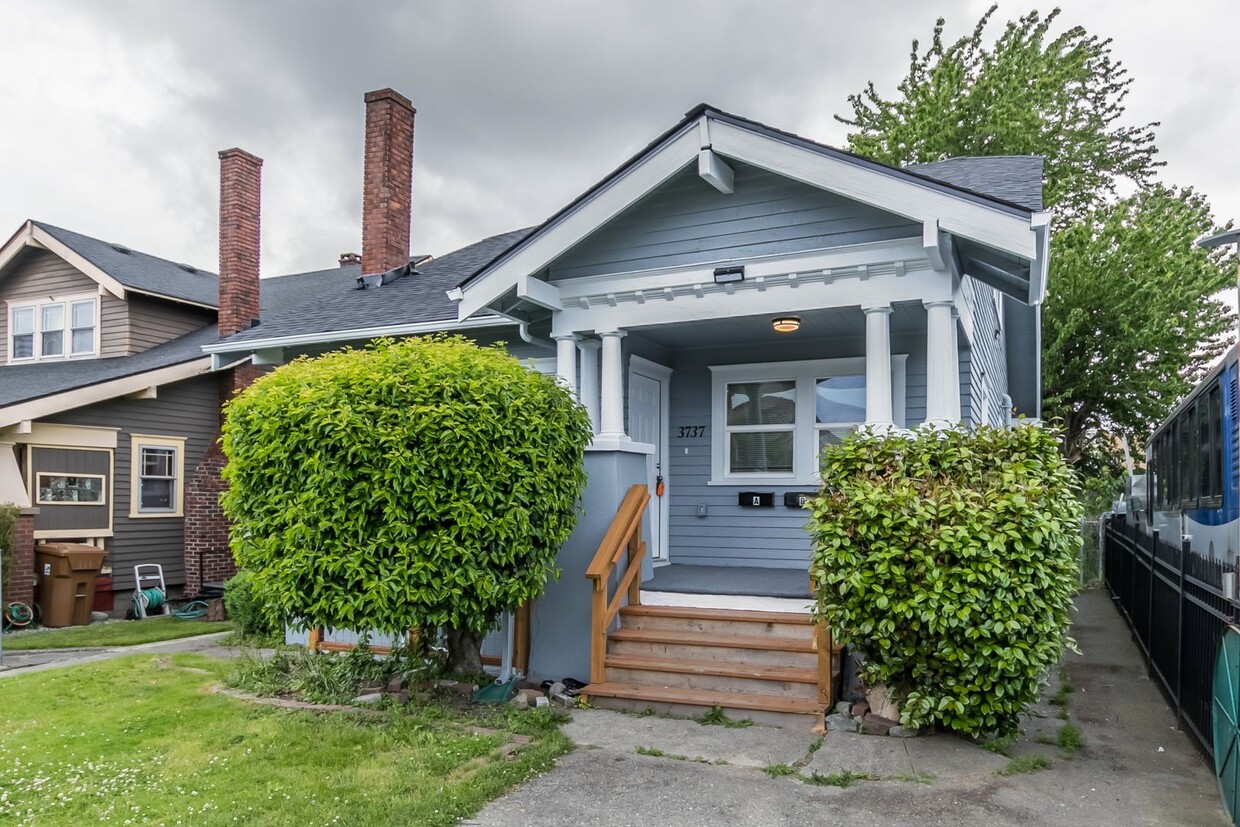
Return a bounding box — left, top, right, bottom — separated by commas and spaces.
1103, 514, 1236, 761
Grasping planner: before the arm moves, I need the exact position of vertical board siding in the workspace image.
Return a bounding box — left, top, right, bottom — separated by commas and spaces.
662, 334, 927, 569
547, 163, 920, 281
961, 279, 1008, 426
0, 249, 130, 360
28, 447, 112, 533
43, 374, 219, 591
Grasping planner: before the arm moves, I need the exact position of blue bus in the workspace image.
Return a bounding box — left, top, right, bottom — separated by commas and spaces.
1145, 343, 1239, 572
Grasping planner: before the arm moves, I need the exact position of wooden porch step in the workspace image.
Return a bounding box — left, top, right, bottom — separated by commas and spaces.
604, 654, 818, 684
619, 605, 813, 625
582, 680, 824, 716
607, 627, 816, 653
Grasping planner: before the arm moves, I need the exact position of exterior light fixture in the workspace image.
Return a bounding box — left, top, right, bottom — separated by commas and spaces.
772, 316, 801, 333
713, 266, 745, 284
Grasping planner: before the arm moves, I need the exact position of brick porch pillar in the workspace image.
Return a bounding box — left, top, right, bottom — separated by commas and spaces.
4, 509, 37, 608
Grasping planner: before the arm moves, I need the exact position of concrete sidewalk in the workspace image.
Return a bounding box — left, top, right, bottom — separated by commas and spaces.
467, 590, 1229, 826
0, 631, 236, 677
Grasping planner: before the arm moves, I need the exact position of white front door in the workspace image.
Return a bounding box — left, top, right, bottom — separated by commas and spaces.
628, 357, 671, 563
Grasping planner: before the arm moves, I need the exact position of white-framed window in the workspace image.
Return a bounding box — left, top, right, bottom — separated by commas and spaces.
129, 435, 186, 517
36, 472, 107, 505
709, 357, 906, 485
7, 295, 98, 362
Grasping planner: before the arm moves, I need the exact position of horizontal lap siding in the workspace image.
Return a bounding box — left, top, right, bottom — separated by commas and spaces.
665, 336, 927, 569
0, 249, 129, 359
548, 163, 919, 281
126, 296, 214, 352
43, 374, 219, 591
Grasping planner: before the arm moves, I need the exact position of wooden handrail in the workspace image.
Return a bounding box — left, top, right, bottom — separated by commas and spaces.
586, 484, 651, 684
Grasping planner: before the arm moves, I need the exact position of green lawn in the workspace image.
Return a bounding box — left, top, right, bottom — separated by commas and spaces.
1, 617, 232, 650
0, 654, 568, 826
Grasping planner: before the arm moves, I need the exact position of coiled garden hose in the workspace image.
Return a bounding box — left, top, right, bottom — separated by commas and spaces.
2, 602, 34, 631
132, 587, 166, 617
173, 600, 209, 620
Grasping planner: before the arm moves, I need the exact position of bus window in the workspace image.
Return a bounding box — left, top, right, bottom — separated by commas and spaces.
1207, 385, 1223, 501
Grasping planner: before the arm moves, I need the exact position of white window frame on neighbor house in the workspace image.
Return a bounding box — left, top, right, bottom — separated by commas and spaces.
7, 294, 100, 363
129, 434, 186, 518
35, 472, 108, 506
709, 356, 907, 486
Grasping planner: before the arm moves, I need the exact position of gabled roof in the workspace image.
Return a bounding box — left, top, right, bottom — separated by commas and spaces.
454, 104, 1050, 319
210, 228, 531, 349
0, 324, 217, 413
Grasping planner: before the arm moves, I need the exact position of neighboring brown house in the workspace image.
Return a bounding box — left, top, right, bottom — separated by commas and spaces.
0, 189, 356, 609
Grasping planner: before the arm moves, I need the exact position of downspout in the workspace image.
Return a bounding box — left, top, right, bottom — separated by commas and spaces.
519, 322, 555, 351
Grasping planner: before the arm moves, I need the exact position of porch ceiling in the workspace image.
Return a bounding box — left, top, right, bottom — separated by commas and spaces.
629, 302, 925, 350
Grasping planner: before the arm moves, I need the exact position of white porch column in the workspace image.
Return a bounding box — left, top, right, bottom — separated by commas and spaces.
598, 329, 627, 439
577, 339, 601, 434
862, 304, 894, 430
924, 299, 960, 425
553, 333, 578, 400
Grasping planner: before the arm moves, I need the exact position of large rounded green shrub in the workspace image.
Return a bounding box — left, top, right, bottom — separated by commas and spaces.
809, 423, 1081, 738
221, 336, 593, 670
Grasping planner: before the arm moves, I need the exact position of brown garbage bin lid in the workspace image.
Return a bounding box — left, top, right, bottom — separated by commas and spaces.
35, 542, 107, 570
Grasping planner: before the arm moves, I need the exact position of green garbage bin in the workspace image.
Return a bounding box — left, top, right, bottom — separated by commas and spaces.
35, 543, 107, 627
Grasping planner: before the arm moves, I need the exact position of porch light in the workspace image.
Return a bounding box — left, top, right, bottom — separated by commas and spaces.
713, 266, 745, 284
772, 316, 801, 333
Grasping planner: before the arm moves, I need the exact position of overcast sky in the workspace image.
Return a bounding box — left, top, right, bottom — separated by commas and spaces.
1, 1, 1237, 278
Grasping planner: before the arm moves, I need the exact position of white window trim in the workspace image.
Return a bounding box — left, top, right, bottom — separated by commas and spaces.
35, 471, 108, 506
7, 293, 99, 364
709, 356, 906, 486
129, 434, 186, 518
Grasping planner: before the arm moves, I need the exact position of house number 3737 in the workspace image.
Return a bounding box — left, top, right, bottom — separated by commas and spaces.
677, 425, 706, 438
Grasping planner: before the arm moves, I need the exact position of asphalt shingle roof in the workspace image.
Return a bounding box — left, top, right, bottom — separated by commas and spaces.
36, 222, 222, 307
906, 156, 1045, 212
0, 324, 218, 408
220, 228, 533, 345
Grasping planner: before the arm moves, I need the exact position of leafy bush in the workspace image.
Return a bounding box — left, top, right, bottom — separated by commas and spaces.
809, 423, 1082, 738
227, 638, 420, 705
0, 502, 18, 603
221, 336, 593, 671
223, 571, 279, 639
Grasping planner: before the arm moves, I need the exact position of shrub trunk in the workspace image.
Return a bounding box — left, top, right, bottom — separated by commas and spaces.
445, 627, 484, 675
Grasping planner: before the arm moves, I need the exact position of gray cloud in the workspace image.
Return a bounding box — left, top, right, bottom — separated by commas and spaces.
2, 0, 1236, 278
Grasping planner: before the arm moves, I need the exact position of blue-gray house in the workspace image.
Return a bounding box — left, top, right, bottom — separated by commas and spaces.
207, 94, 1050, 721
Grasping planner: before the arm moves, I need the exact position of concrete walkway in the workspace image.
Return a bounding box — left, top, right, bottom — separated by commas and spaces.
0, 631, 237, 677
467, 590, 1229, 826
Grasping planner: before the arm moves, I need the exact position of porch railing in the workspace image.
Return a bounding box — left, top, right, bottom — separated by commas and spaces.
585, 483, 650, 685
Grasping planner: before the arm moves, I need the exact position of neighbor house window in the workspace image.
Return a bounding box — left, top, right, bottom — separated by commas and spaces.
7, 296, 97, 362
129, 435, 186, 517
710, 357, 905, 485
36, 473, 106, 505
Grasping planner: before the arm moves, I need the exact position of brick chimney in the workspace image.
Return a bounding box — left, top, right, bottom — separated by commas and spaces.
361, 88, 415, 276
218, 148, 262, 337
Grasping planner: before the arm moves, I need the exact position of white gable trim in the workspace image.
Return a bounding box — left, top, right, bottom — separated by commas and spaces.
456, 114, 1044, 322
0, 221, 128, 300
0, 357, 213, 429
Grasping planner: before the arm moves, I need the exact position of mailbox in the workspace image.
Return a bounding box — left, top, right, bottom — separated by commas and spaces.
784, 492, 811, 509
737, 491, 774, 508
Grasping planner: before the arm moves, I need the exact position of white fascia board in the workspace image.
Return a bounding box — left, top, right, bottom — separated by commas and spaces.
516, 274, 562, 310
1028, 212, 1053, 306
698, 149, 734, 194
28, 224, 128, 300
0, 220, 36, 276
0, 357, 213, 429
201, 315, 515, 355
708, 121, 1038, 261
552, 268, 950, 335
456, 124, 701, 321
555, 238, 924, 302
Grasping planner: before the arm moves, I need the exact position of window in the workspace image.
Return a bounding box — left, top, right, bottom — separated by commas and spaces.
129, 435, 186, 517
36, 473, 106, 505
7, 296, 97, 362
710, 357, 905, 485
1205, 385, 1223, 502
1179, 405, 1197, 508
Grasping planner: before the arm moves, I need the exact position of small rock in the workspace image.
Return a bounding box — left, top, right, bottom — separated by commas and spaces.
352, 692, 384, 704
889, 725, 918, 738
850, 701, 870, 718
515, 688, 543, 706
511, 694, 530, 710
90, 611, 109, 623
441, 681, 478, 696
834, 700, 852, 715
862, 713, 898, 736
826, 713, 859, 733
535, 696, 550, 708
548, 681, 566, 697
551, 692, 575, 708
393, 691, 410, 705
387, 676, 405, 693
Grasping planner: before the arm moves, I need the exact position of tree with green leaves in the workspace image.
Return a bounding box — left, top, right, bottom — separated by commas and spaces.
839, 6, 1234, 466
221, 336, 593, 673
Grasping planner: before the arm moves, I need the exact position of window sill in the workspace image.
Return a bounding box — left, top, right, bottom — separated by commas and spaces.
128, 511, 183, 520
706, 477, 819, 487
